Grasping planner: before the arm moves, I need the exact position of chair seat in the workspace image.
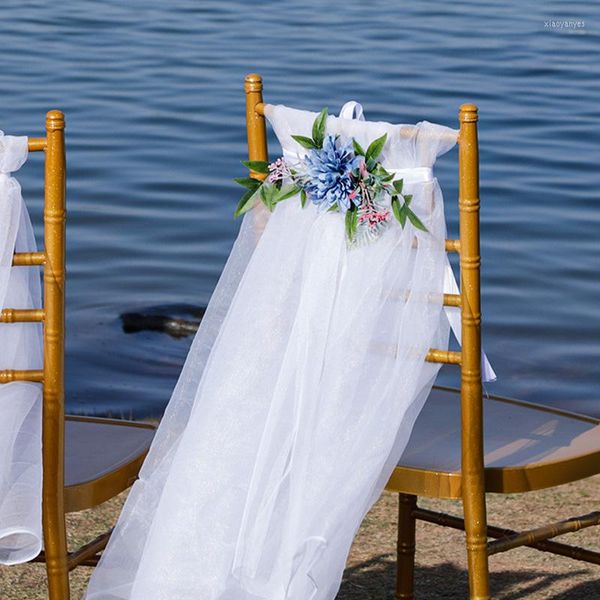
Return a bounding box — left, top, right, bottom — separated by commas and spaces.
387, 386, 600, 498
64, 415, 155, 512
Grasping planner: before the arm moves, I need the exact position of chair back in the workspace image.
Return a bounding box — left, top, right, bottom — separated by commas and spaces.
2, 110, 67, 564
242, 73, 485, 519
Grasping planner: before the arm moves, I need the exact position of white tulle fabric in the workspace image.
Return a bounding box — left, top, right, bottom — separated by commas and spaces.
85, 105, 458, 599
0, 132, 43, 565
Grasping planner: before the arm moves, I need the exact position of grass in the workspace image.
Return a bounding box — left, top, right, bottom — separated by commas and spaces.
1, 476, 598, 598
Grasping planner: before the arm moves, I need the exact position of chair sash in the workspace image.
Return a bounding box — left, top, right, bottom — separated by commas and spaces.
84, 100, 495, 600
0, 132, 43, 565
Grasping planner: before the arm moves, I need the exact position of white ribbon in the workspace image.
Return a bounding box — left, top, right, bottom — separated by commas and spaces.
443, 260, 497, 382
338, 101, 365, 121
388, 166, 433, 185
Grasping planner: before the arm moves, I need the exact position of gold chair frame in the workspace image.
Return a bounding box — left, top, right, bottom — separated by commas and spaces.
2, 111, 155, 600
244, 74, 600, 599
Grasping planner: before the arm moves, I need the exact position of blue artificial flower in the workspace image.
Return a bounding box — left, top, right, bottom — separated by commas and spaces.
303, 135, 362, 212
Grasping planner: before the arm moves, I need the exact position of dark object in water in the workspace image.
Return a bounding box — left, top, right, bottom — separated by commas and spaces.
120, 304, 205, 338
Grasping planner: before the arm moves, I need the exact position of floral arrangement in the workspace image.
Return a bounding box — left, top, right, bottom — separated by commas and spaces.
234, 108, 427, 245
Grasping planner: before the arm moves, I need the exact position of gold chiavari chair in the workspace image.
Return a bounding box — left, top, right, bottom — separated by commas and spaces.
244, 73, 600, 600
2, 111, 155, 600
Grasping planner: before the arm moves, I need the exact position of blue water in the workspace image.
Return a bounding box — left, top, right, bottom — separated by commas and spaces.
1, 1, 599, 418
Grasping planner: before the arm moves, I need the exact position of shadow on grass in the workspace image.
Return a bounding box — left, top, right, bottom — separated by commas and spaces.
338, 554, 597, 599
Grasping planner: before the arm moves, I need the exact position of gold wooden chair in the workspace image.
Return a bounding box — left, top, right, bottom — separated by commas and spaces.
2, 111, 155, 600
244, 73, 600, 600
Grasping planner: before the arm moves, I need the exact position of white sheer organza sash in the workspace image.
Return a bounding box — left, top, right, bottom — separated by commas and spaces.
0, 132, 43, 565
85, 104, 470, 600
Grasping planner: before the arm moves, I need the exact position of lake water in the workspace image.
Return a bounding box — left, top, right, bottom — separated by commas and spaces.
2, 1, 599, 418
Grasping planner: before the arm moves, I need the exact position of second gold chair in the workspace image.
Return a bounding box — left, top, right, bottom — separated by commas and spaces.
244, 72, 600, 600
2, 111, 155, 600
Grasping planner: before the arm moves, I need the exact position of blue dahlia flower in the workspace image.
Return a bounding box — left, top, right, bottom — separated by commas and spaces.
303, 135, 362, 212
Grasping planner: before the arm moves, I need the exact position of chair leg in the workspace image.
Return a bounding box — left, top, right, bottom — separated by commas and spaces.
396, 493, 417, 600
463, 488, 490, 599
43, 506, 70, 599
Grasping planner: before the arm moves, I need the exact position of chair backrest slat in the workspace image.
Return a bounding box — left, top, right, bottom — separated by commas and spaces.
28, 138, 47, 153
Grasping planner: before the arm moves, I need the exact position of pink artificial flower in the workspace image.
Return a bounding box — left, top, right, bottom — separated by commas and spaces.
267, 157, 289, 183
359, 160, 368, 178
359, 209, 390, 228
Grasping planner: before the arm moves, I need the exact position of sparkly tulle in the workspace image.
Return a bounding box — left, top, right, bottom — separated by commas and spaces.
84, 104, 457, 599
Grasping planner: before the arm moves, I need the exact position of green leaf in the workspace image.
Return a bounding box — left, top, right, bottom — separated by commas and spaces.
234, 176, 261, 190
373, 165, 393, 182
352, 139, 366, 156
234, 187, 261, 218
391, 196, 407, 227
399, 205, 407, 227
393, 179, 404, 194
274, 184, 301, 203
404, 193, 413, 206
406, 208, 428, 232
366, 158, 377, 172
260, 184, 277, 212
365, 133, 388, 161
241, 160, 269, 174
312, 107, 328, 149
300, 189, 307, 208
291, 135, 318, 150
391, 196, 401, 222
345, 207, 358, 241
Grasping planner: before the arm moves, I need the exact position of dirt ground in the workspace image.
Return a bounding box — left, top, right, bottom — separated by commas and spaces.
1, 475, 598, 599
